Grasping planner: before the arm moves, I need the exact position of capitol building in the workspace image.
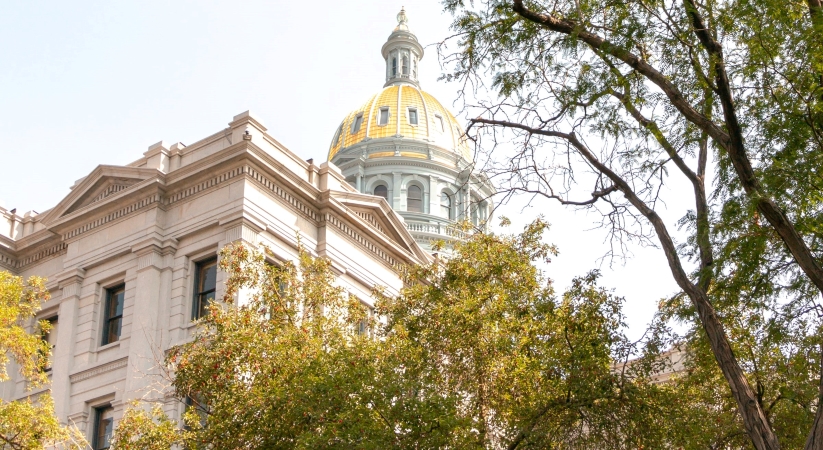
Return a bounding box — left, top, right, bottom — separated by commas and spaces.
0, 9, 492, 449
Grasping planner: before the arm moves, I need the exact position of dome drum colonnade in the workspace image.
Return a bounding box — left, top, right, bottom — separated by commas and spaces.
328, 8, 494, 251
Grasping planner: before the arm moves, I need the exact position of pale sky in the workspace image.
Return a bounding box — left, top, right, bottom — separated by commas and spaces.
0, 1, 689, 339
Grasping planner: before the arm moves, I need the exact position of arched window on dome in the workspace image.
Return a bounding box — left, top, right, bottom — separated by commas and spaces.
374, 185, 388, 201
392, 57, 397, 77
407, 185, 423, 213
440, 192, 452, 220
402, 56, 409, 76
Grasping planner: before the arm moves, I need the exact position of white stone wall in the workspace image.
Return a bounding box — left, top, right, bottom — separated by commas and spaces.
0, 111, 427, 442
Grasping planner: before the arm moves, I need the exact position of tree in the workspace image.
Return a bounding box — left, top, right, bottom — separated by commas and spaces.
0, 271, 85, 449
112, 225, 710, 449
440, 0, 823, 448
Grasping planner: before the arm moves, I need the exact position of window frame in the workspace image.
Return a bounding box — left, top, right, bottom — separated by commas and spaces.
101, 285, 125, 346
192, 257, 218, 321
440, 192, 453, 220
435, 114, 445, 132
407, 107, 418, 126
351, 114, 364, 134
407, 184, 424, 213
377, 107, 390, 126
41, 315, 58, 372
92, 404, 114, 450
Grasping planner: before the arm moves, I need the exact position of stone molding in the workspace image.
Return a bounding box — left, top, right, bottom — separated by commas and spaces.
225, 223, 259, 245
16, 161, 418, 271
18, 242, 68, 269
354, 211, 386, 234
325, 213, 398, 268
0, 241, 68, 271
165, 165, 247, 206
63, 194, 161, 240
246, 166, 320, 223
69, 357, 128, 383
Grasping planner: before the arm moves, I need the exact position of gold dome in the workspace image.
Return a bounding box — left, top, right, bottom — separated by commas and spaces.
327, 85, 472, 162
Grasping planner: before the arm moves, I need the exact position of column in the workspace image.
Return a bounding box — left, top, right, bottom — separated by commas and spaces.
392, 172, 402, 210
52, 268, 85, 423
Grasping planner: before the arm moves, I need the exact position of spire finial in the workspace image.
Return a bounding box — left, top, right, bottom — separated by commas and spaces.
395, 7, 409, 31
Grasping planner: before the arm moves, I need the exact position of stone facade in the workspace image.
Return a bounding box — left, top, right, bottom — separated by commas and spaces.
0, 110, 428, 443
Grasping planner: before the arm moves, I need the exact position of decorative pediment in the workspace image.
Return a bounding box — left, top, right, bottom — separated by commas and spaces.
333, 194, 430, 262
65, 177, 141, 214
39, 166, 160, 224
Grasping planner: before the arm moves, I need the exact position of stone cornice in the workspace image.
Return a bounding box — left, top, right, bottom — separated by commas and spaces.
7, 142, 427, 270
69, 357, 128, 384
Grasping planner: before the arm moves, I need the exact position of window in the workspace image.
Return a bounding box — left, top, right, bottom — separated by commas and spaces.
192, 258, 217, 320
352, 114, 363, 134
435, 115, 445, 132
441, 192, 452, 219
407, 185, 423, 213
184, 395, 209, 430
402, 56, 409, 75
102, 285, 124, 345
373, 184, 388, 200
332, 123, 343, 147
392, 57, 397, 76
41, 316, 58, 371
378, 108, 390, 125
413, 59, 417, 78
408, 108, 418, 125
93, 405, 114, 450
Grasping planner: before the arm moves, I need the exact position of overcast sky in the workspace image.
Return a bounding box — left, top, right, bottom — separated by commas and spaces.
0, 1, 693, 339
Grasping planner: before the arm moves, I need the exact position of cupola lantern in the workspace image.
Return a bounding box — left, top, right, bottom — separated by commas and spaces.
382, 7, 424, 87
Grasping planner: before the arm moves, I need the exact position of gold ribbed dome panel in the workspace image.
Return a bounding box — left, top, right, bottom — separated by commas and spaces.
328, 86, 472, 162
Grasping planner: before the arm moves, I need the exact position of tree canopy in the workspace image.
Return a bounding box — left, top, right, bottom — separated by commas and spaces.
0, 271, 85, 449
439, 0, 823, 448
112, 224, 710, 449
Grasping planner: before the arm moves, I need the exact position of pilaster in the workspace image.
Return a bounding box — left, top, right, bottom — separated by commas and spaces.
123, 238, 177, 401
52, 268, 86, 423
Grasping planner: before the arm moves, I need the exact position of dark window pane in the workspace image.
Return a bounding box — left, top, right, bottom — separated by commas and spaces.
200, 263, 217, 293
402, 56, 409, 75
105, 318, 121, 346
408, 185, 423, 213
193, 258, 218, 320
409, 109, 418, 125
94, 406, 114, 450
379, 108, 389, 125
352, 115, 363, 133
392, 57, 397, 76
374, 185, 388, 200
102, 286, 124, 345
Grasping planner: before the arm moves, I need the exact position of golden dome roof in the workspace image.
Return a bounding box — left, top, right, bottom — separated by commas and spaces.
327, 84, 472, 163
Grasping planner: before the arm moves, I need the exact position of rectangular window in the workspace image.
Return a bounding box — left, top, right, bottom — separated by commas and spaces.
408, 108, 418, 125
378, 107, 389, 126
192, 258, 218, 320
93, 405, 114, 450
435, 115, 445, 132
352, 114, 364, 134
184, 395, 209, 430
41, 316, 58, 371
102, 285, 124, 346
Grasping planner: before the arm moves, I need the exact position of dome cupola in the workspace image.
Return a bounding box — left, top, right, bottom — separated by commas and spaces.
382, 7, 424, 87
325, 8, 495, 254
